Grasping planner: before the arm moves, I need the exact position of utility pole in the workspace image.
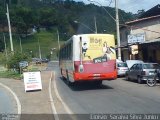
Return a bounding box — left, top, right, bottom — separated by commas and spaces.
19, 36, 22, 53
6, 4, 14, 53
94, 16, 97, 34
3, 33, 8, 60
115, 0, 121, 60
57, 29, 60, 50
38, 38, 41, 59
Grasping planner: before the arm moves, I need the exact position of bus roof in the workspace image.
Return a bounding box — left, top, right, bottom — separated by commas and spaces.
60, 33, 114, 49
73, 34, 114, 37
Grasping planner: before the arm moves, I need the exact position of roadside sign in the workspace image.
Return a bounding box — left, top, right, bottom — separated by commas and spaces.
128, 33, 145, 44
23, 71, 42, 92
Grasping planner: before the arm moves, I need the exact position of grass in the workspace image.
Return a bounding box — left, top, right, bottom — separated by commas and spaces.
0, 71, 22, 80
0, 63, 47, 79
5, 30, 65, 59
0, 30, 63, 79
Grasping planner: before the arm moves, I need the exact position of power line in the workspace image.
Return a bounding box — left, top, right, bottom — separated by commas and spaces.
87, 0, 116, 22
87, 0, 160, 34
108, 0, 113, 7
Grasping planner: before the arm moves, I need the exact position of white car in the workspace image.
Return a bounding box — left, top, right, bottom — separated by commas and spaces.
117, 62, 128, 76
126, 60, 143, 69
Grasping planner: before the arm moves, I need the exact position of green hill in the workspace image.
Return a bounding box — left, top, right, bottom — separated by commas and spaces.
3, 30, 65, 60
0, 0, 135, 58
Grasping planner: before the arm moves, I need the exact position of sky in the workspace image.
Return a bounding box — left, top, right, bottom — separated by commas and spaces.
75, 0, 160, 13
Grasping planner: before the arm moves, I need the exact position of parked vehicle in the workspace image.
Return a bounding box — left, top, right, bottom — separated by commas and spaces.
32, 58, 42, 64
126, 62, 159, 84
126, 60, 143, 69
117, 61, 128, 76
36, 59, 42, 64
41, 58, 49, 63
147, 68, 160, 87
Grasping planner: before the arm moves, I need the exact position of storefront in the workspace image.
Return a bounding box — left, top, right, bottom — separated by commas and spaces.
120, 38, 160, 63
139, 39, 160, 63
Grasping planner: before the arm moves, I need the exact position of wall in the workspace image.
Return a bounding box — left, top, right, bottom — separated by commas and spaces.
120, 17, 160, 45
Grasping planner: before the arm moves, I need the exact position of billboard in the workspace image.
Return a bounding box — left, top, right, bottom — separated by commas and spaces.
128, 33, 145, 44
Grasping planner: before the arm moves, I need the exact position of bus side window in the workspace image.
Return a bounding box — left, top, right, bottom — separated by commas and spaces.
64, 47, 67, 60
68, 43, 72, 60
67, 45, 69, 60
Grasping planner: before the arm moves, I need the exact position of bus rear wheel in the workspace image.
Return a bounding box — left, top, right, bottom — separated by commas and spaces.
94, 80, 102, 86
60, 68, 65, 79
66, 71, 74, 86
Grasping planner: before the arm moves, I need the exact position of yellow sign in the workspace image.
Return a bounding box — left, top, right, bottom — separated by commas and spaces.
131, 45, 138, 55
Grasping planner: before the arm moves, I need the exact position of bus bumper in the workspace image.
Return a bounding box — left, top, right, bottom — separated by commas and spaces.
73, 71, 117, 81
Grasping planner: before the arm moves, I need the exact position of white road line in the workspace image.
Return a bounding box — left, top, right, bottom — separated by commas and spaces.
53, 71, 73, 114
0, 82, 21, 116
49, 72, 59, 120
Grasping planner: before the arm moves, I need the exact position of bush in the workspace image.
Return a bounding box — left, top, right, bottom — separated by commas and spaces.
6, 52, 31, 71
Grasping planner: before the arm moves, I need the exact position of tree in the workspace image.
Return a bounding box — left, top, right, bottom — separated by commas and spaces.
10, 6, 37, 35
0, 37, 4, 52
38, 7, 57, 29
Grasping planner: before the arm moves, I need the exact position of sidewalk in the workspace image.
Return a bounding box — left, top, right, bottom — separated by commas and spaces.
0, 71, 54, 120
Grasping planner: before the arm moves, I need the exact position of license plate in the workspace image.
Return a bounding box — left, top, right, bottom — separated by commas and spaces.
93, 74, 100, 76
93, 76, 100, 79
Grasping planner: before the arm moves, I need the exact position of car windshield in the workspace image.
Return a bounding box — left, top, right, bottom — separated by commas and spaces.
143, 64, 160, 69
118, 63, 127, 67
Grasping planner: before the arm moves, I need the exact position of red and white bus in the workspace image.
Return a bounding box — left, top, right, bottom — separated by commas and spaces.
59, 34, 117, 85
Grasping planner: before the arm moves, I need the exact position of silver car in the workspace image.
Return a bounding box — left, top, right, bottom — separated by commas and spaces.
126, 63, 160, 84
117, 62, 128, 76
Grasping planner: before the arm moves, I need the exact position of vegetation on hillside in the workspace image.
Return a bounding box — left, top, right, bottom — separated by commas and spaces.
0, 0, 135, 56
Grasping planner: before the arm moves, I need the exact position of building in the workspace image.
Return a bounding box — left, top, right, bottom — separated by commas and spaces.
120, 4, 160, 63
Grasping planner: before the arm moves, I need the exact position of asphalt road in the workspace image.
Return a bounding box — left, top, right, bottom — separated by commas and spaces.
48, 61, 160, 115
0, 86, 17, 114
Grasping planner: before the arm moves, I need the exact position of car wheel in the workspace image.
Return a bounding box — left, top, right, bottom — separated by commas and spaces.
146, 76, 157, 87
138, 76, 143, 84
126, 74, 130, 81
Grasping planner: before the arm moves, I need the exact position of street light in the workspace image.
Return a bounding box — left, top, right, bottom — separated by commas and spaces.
57, 29, 60, 50
50, 48, 56, 60
38, 38, 41, 59
74, 20, 95, 33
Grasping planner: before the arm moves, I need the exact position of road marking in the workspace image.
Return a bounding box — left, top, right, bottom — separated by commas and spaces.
53, 71, 74, 114
49, 72, 59, 120
0, 82, 21, 117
